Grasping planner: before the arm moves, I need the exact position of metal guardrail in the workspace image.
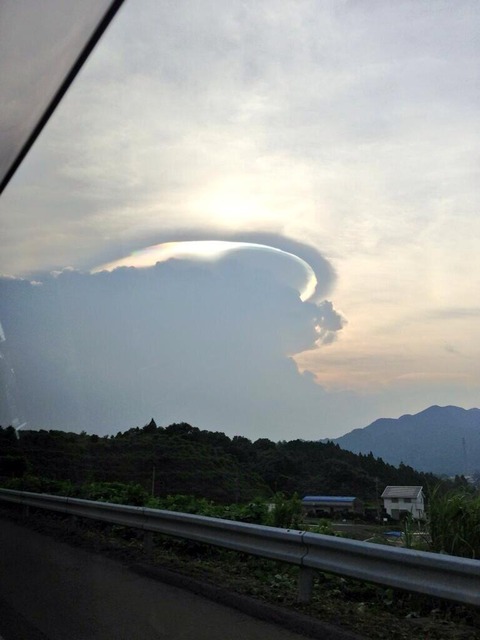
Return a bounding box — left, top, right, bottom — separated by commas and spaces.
1, 488, 479, 606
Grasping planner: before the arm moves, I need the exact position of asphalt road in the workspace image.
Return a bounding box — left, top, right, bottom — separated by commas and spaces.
0, 518, 310, 640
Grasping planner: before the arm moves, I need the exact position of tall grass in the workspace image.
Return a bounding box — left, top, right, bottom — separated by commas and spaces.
428, 487, 480, 558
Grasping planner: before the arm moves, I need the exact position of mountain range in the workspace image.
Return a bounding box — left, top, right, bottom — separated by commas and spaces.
330, 405, 480, 476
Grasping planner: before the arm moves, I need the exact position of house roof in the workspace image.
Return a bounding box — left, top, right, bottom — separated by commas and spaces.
381, 486, 423, 499
302, 496, 358, 503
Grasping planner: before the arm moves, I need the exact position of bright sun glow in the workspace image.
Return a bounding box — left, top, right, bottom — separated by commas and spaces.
93, 241, 318, 301
190, 180, 274, 228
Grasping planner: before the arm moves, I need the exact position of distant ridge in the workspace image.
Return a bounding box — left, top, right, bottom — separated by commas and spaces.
329, 405, 480, 476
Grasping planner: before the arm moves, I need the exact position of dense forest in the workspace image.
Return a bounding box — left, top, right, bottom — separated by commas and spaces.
0, 419, 454, 504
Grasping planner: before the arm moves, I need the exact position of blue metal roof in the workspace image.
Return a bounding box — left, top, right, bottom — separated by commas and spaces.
302, 496, 357, 503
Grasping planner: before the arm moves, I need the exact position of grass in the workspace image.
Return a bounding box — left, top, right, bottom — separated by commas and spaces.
428, 488, 480, 559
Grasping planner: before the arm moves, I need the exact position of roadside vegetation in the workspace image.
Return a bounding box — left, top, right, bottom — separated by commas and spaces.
0, 421, 445, 503
428, 487, 480, 559
1, 421, 479, 638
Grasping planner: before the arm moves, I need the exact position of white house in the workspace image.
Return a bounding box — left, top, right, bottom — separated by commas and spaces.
381, 486, 425, 520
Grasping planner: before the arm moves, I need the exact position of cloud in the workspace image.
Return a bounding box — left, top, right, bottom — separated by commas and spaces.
91, 232, 336, 302
395, 372, 469, 382
430, 308, 480, 320
5, 0, 476, 277
314, 300, 346, 346
1, 0, 480, 435
93, 240, 318, 301
0, 258, 351, 438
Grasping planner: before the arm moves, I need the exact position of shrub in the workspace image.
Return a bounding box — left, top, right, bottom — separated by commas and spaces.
428, 487, 480, 558
267, 492, 302, 529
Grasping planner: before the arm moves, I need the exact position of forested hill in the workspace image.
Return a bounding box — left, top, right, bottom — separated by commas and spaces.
0, 420, 444, 503
330, 405, 480, 476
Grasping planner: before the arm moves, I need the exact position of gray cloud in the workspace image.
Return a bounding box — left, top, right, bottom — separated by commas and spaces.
0, 259, 351, 439
314, 300, 346, 346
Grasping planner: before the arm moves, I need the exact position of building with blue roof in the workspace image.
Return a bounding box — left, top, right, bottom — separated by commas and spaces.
302, 495, 364, 516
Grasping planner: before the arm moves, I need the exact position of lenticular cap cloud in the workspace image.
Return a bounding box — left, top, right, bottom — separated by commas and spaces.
93, 240, 319, 302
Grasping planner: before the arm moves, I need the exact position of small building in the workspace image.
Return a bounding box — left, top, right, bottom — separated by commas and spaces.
381, 486, 425, 520
302, 495, 364, 517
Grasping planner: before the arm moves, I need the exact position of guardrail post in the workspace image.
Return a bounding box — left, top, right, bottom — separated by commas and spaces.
297, 566, 314, 603
143, 531, 154, 561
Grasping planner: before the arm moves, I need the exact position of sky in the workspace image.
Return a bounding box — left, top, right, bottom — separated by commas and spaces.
1, 0, 480, 440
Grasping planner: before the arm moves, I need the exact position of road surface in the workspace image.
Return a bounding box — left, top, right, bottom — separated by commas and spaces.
0, 518, 311, 640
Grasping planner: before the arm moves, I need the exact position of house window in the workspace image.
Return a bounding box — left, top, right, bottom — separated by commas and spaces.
391, 498, 398, 503
403, 498, 411, 503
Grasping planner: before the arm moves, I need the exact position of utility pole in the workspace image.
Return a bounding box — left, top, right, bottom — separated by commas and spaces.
462, 437, 468, 477
375, 477, 380, 519
151, 464, 156, 497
